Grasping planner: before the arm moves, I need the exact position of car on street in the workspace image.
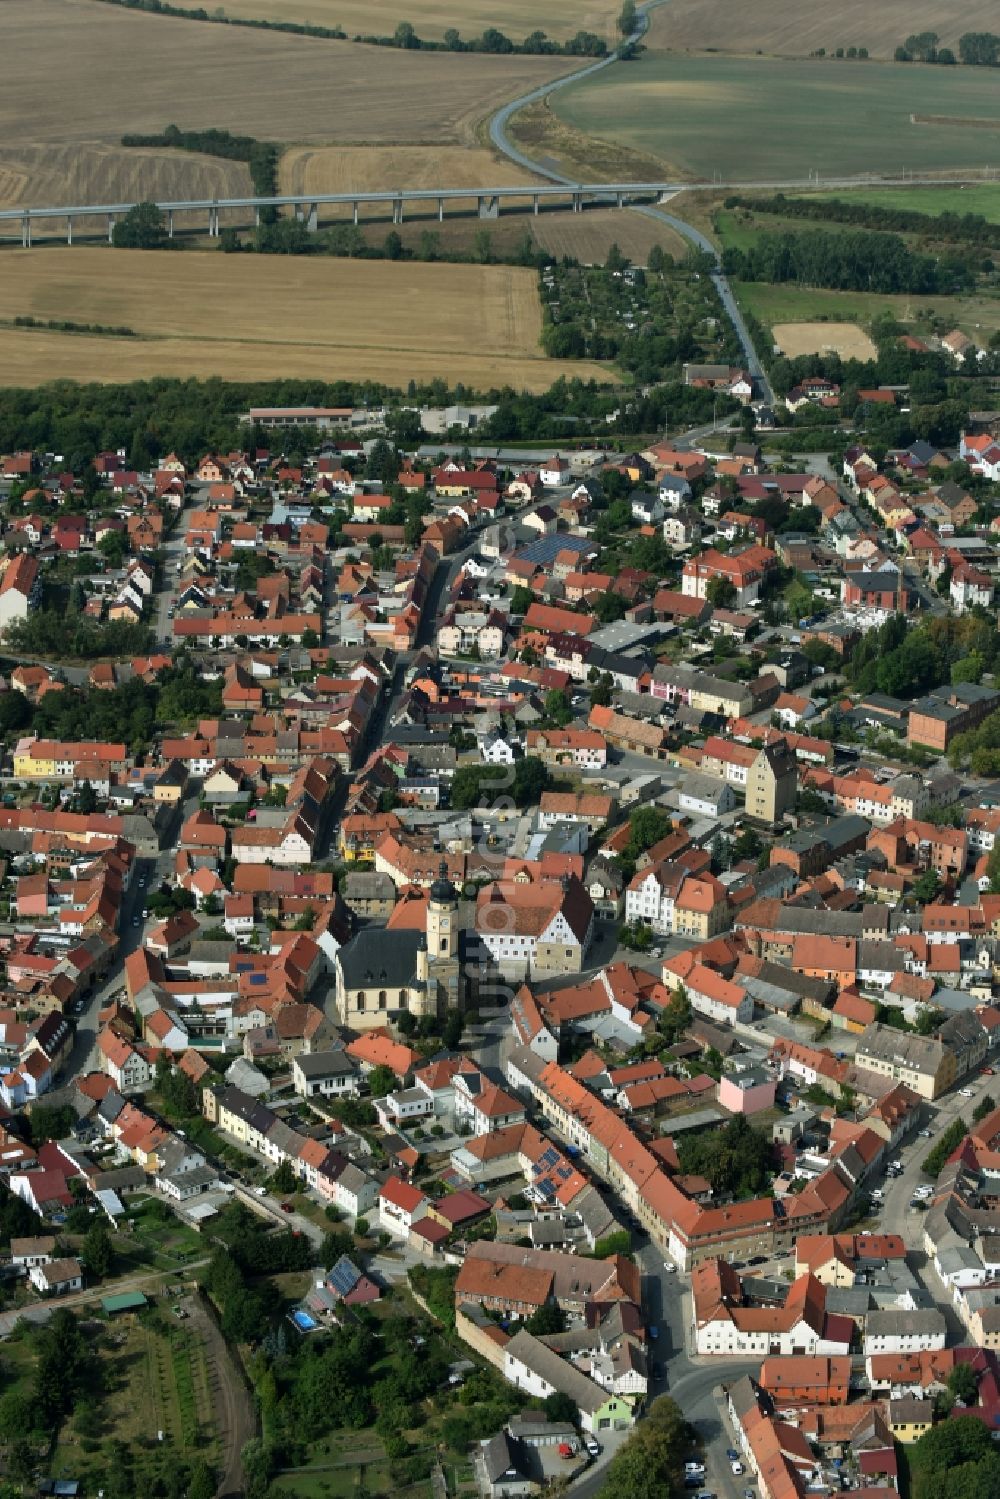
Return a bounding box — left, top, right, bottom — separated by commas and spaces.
745, 1490, 755, 1499
663, 1262, 676, 1273
132, 916, 140, 926
685, 1463, 704, 1477
254, 1186, 268, 1197
726, 1451, 739, 1463
138, 875, 146, 886
280, 1202, 294, 1213
584, 1438, 600, 1457
919, 1128, 933, 1137
731, 1461, 744, 1476
960, 1088, 975, 1098
648, 1324, 658, 1339
982, 1068, 994, 1076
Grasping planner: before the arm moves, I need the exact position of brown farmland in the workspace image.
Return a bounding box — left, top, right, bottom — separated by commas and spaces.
648, 0, 1000, 61
0, 248, 612, 391
219, 0, 619, 44
2, 0, 573, 152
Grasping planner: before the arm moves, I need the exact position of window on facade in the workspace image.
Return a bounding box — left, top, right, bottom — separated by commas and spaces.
440, 938, 447, 952
357, 991, 365, 1010
379, 990, 387, 1009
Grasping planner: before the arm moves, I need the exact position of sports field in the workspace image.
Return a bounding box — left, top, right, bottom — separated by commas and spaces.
772, 322, 878, 359
4, 0, 571, 151
552, 55, 1000, 181
219, 0, 618, 43
647, 0, 1000, 61
0, 248, 611, 390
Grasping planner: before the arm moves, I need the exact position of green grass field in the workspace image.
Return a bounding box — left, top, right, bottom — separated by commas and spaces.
732, 280, 1000, 335
810, 183, 1000, 221
552, 55, 1000, 180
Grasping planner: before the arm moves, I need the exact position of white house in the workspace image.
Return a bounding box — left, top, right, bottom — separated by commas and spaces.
29, 1257, 83, 1296
862, 1309, 947, 1355
454, 1067, 526, 1135
624, 866, 679, 937
687, 966, 754, 1026
677, 774, 735, 819
539, 456, 571, 488
291, 1050, 360, 1100
378, 1176, 429, 1238
631, 493, 664, 525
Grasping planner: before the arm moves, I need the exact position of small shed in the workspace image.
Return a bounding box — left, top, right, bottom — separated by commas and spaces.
101, 1290, 147, 1316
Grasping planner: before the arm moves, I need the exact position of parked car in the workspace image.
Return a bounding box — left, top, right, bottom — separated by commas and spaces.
731, 1462, 744, 1476
280, 1202, 294, 1214
960, 1088, 975, 1098
726, 1451, 740, 1463
584, 1438, 600, 1457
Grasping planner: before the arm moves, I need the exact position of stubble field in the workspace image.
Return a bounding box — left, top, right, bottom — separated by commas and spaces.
217, 0, 619, 43
3, 0, 571, 152
0, 248, 612, 391
278, 146, 541, 199
647, 0, 1000, 60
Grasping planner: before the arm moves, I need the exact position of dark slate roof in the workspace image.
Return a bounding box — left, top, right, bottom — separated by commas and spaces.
337, 928, 422, 988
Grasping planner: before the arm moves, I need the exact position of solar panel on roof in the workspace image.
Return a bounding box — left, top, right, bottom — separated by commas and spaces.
328, 1255, 360, 1295
249, 972, 266, 985
538, 1181, 555, 1200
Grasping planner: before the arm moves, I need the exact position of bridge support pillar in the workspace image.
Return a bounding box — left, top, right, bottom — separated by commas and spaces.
352, 201, 359, 225
66, 216, 72, 246
107, 214, 115, 243
167, 210, 174, 239
255, 207, 261, 227
21, 215, 30, 249
616, 191, 624, 208
438, 198, 444, 222
533, 194, 539, 215
392, 198, 403, 224
306, 204, 318, 232
208, 207, 220, 237
572, 193, 582, 213
478, 195, 499, 219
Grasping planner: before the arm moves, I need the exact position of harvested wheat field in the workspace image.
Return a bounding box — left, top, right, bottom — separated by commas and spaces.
2, 0, 572, 151
648, 0, 1000, 60
220, 0, 618, 44
529, 209, 688, 265
0, 143, 251, 235
772, 322, 878, 360
0, 248, 612, 391
279, 146, 541, 199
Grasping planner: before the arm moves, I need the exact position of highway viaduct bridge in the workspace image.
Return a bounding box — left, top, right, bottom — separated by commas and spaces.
0, 182, 680, 247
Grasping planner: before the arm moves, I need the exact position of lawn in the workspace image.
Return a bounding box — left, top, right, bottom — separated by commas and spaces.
731, 280, 1000, 337
551, 54, 1000, 181
810, 183, 1000, 223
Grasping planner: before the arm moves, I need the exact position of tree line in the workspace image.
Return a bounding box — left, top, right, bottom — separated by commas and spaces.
91, 0, 606, 54
121, 124, 279, 201
895, 30, 1000, 65
363, 21, 607, 56
724, 192, 1000, 247
721, 228, 976, 295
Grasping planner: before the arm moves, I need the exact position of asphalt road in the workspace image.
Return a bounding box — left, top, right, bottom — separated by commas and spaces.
487, 0, 773, 406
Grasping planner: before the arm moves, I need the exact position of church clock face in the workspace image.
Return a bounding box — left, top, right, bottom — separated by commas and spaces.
440, 917, 450, 931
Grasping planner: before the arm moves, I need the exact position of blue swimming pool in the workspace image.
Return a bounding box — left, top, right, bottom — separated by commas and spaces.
293, 1310, 318, 1331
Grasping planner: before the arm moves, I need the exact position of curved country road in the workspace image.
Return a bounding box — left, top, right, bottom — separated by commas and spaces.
488, 0, 774, 403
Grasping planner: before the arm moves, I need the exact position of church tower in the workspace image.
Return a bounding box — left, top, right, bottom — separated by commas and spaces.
424, 859, 462, 1014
